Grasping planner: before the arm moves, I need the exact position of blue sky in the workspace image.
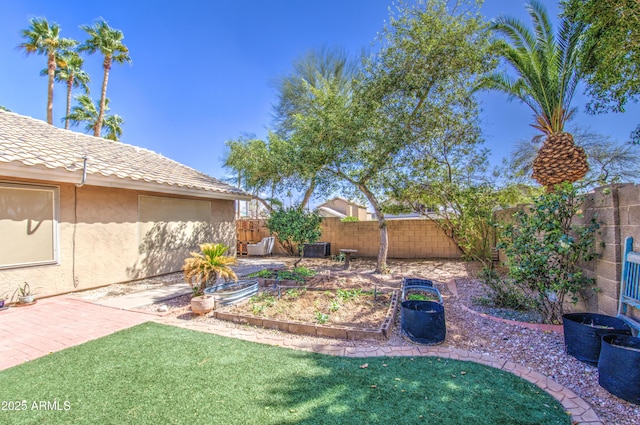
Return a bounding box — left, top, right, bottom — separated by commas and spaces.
1, 0, 638, 191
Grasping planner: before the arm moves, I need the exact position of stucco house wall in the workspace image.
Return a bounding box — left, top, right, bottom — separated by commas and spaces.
0, 111, 248, 299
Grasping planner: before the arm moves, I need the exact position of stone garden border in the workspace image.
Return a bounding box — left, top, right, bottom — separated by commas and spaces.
214, 290, 399, 340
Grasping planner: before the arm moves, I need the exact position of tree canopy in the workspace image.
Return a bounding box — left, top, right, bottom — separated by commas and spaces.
79, 18, 131, 137
562, 0, 640, 143
18, 17, 76, 125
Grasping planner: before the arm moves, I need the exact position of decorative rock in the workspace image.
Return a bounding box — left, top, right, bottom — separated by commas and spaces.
157, 304, 169, 313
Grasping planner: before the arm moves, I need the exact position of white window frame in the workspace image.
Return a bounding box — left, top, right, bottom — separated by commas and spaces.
0, 181, 60, 269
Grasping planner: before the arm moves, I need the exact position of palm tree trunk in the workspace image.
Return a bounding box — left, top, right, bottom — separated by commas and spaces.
95, 56, 111, 137
65, 75, 74, 130
47, 53, 55, 125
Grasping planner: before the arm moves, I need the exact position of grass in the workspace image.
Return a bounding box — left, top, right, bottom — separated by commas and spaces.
0, 323, 570, 425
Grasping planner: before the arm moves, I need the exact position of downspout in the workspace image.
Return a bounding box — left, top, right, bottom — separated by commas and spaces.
73, 155, 88, 288
76, 155, 88, 187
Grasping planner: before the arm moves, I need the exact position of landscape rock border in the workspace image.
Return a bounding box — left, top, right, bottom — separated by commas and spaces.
214, 290, 399, 340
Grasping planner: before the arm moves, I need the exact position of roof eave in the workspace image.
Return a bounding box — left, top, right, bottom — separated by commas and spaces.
0, 163, 252, 201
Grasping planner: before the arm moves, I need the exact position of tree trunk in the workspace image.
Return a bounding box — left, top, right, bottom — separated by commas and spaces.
95, 56, 111, 137
47, 53, 55, 125
532, 132, 588, 190
359, 184, 389, 274
65, 75, 74, 130
298, 179, 316, 211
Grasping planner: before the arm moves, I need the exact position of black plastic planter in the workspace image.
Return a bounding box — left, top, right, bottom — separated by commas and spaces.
303, 243, 331, 258
401, 300, 445, 345
598, 334, 640, 405
562, 313, 632, 365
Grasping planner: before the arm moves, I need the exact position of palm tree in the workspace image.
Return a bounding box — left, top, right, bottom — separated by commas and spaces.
42, 50, 91, 129
65, 94, 124, 141
79, 18, 131, 137
102, 114, 124, 141
18, 17, 76, 125
480, 0, 588, 189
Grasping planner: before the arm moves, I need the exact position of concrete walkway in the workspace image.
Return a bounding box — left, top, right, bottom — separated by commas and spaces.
0, 291, 603, 425
94, 258, 286, 310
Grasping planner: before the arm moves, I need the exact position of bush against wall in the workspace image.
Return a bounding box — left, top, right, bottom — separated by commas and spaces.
498, 183, 600, 324
266, 207, 322, 264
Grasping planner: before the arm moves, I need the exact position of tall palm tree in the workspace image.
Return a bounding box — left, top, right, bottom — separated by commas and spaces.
79, 18, 131, 137
102, 114, 124, 141
18, 17, 76, 125
65, 94, 124, 141
42, 50, 91, 129
480, 0, 588, 189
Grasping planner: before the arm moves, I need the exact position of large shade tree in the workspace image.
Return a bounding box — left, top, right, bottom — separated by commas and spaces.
480, 0, 588, 189
288, 0, 495, 273
79, 18, 131, 138
225, 47, 358, 210
18, 17, 76, 125
562, 0, 640, 143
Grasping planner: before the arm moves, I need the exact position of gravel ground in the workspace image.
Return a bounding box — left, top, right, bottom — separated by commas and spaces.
73, 257, 639, 424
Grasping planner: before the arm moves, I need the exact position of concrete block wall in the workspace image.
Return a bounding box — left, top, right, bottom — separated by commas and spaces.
320, 218, 461, 258
242, 217, 462, 259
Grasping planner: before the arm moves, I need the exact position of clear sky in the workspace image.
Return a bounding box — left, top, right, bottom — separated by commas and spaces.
1, 1, 638, 191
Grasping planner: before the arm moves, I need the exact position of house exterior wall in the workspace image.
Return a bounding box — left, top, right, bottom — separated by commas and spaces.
0, 176, 236, 299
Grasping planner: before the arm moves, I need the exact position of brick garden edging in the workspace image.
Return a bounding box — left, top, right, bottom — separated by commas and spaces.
214, 291, 399, 340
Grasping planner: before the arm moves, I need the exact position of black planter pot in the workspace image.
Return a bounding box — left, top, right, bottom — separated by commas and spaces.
303, 243, 331, 258
598, 334, 640, 405
401, 300, 445, 345
562, 313, 632, 365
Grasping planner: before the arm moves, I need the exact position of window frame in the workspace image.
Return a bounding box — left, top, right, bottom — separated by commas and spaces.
0, 181, 60, 269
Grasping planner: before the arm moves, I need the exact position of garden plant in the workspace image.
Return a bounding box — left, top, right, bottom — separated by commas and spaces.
498, 183, 600, 323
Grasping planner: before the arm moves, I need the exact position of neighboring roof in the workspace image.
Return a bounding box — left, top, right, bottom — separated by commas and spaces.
317, 196, 367, 209
0, 111, 250, 200
316, 206, 347, 218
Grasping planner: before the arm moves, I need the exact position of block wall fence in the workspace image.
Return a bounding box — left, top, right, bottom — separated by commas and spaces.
242, 183, 640, 316
241, 217, 462, 259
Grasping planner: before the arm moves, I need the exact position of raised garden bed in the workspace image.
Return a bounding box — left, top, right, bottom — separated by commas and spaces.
214, 288, 399, 340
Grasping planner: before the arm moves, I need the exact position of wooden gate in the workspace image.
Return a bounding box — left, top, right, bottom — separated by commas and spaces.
236, 219, 262, 256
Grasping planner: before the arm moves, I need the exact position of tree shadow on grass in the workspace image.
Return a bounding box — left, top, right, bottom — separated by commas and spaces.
257, 351, 570, 425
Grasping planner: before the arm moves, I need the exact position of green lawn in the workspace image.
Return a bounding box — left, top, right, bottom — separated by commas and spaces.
0, 322, 570, 425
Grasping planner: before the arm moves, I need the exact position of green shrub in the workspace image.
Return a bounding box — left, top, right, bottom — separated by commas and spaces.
498, 183, 600, 324
478, 267, 533, 311
340, 216, 359, 222
266, 208, 323, 261
247, 267, 316, 282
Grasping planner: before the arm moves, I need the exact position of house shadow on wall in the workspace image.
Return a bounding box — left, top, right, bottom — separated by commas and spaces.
126, 221, 212, 280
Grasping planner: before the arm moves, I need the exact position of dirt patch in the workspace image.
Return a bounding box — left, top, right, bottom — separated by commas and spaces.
226, 287, 392, 327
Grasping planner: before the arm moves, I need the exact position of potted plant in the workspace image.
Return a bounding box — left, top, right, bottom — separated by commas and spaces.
0, 293, 8, 309
12, 282, 35, 305
183, 243, 237, 315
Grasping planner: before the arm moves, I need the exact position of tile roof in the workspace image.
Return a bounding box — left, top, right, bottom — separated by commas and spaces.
0, 110, 249, 199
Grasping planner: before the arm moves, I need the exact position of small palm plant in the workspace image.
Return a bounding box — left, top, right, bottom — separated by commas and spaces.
183, 243, 237, 297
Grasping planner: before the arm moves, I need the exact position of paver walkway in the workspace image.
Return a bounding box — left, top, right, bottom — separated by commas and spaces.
0, 294, 603, 425
0, 297, 150, 370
